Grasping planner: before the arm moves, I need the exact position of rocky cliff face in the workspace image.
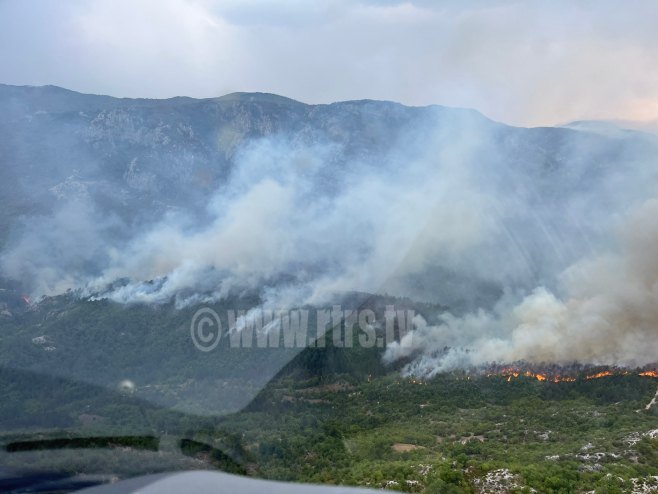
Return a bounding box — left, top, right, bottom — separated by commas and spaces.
0, 85, 444, 226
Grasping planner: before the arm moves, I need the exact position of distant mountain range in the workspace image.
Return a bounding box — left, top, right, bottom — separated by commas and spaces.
1, 84, 658, 311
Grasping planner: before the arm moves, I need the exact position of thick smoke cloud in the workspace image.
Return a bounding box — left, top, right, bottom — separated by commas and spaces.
75, 111, 545, 310
384, 198, 658, 374
3, 104, 658, 373
84, 119, 504, 308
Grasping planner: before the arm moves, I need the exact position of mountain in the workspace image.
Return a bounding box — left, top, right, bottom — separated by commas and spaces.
561, 120, 650, 138
0, 83, 452, 238
563, 118, 658, 137
3, 84, 658, 313
1, 86, 658, 491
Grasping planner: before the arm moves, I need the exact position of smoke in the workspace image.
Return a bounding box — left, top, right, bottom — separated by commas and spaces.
0, 198, 124, 296
3, 100, 658, 372
81, 110, 513, 309
384, 198, 658, 375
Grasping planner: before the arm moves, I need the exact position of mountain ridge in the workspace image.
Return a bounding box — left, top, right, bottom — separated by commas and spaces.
1, 82, 658, 316
0, 83, 492, 124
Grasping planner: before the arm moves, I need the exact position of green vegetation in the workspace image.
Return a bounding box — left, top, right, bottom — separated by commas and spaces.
0, 292, 656, 492
1, 367, 656, 493
223, 373, 658, 493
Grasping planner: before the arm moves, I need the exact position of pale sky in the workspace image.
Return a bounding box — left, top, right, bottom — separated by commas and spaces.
1, 0, 658, 126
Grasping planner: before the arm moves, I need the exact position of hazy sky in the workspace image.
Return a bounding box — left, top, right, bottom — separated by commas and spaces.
1, 0, 657, 126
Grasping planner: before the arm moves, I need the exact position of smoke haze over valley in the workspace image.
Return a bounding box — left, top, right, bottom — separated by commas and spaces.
1, 84, 657, 376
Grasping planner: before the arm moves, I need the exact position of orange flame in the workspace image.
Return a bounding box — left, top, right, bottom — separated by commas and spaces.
586, 371, 614, 380
483, 367, 658, 383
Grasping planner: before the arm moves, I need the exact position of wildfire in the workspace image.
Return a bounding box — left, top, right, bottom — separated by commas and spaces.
553, 376, 577, 383
409, 379, 426, 385
502, 370, 549, 382
586, 371, 613, 380
481, 365, 658, 383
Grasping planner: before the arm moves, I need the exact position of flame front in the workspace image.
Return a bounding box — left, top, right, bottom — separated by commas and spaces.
586, 371, 614, 380
484, 366, 658, 383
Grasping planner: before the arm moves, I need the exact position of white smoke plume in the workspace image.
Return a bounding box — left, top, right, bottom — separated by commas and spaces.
3, 103, 658, 373
82, 111, 516, 309
384, 198, 658, 375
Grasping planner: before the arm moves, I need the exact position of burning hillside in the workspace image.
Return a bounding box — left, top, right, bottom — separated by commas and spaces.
394, 364, 658, 385
477, 364, 658, 383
